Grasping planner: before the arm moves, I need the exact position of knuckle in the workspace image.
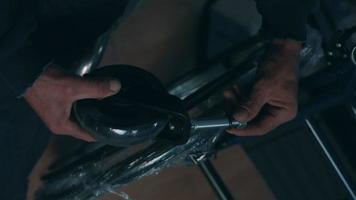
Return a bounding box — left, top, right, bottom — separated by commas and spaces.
287, 105, 298, 120
249, 93, 267, 108
241, 104, 252, 115
244, 101, 256, 111
254, 81, 270, 95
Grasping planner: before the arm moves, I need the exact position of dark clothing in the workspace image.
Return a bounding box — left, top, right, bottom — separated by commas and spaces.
255, 0, 317, 41
0, 0, 316, 199
0, 0, 316, 96
0, 1, 128, 199
0, 89, 50, 200
0, 0, 50, 96
0, 0, 129, 96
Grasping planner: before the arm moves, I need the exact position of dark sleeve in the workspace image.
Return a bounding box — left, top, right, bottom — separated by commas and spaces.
255, 0, 318, 41
0, 0, 51, 96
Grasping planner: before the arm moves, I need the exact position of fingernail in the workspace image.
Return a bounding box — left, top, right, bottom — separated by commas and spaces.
109, 79, 121, 93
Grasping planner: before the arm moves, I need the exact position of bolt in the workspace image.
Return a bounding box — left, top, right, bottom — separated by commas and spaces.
328, 51, 334, 56
336, 43, 342, 48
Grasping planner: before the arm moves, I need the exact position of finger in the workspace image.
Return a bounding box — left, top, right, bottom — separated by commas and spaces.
232, 84, 243, 95
223, 89, 238, 115
227, 109, 284, 136
232, 89, 266, 122
72, 78, 121, 100
63, 121, 96, 142
223, 85, 245, 115
223, 89, 237, 104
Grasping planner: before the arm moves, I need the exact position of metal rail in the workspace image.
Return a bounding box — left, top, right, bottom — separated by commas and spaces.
191, 117, 247, 130
190, 157, 234, 200
305, 119, 356, 200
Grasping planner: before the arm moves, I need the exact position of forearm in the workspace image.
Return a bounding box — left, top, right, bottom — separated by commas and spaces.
266, 39, 302, 61
258, 39, 301, 84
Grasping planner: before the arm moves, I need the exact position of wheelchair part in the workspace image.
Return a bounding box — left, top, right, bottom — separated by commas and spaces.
74, 65, 191, 146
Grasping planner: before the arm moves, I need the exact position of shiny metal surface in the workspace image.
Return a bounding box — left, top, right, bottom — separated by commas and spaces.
73, 0, 143, 76
190, 158, 234, 200
349, 104, 356, 123
305, 119, 356, 200
168, 37, 267, 100
73, 31, 111, 76
351, 45, 356, 66
191, 117, 247, 130
169, 64, 227, 99
351, 105, 356, 118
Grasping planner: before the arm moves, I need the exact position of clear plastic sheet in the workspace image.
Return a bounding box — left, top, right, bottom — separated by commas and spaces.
37, 126, 225, 200
106, 189, 134, 200
299, 26, 325, 77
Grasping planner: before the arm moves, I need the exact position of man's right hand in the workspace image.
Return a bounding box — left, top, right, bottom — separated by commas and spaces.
24, 65, 121, 142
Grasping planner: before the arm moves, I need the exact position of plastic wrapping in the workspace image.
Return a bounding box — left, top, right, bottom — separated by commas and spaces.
37, 126, 225, 200
299, 26, 325, 77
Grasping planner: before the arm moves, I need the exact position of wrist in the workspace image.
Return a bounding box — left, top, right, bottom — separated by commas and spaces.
270, 39, 302, 56
257, 39, 301, 82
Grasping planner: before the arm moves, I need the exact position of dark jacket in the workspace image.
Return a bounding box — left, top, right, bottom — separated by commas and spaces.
0, 0, 316, 96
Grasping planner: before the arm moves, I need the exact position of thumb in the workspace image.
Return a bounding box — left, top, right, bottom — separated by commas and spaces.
233, 90, 266, 122
73, 78, 121, 100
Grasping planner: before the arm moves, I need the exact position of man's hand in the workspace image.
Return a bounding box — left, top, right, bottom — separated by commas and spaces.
24, 66, 121, 142
224, 39, 301, 136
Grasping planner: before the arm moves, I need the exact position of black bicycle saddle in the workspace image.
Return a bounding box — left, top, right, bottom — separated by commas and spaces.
73, 65, 191, 146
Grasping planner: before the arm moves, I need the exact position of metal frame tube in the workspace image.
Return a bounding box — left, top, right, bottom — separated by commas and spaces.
191, 157, 234, 200
305, 119, 356, 200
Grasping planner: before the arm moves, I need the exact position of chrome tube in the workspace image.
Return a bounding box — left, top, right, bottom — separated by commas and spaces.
305, 119, 356, 200
72, 0, 143, 76
191, 117, 247, 130
73, 31, 112, 76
